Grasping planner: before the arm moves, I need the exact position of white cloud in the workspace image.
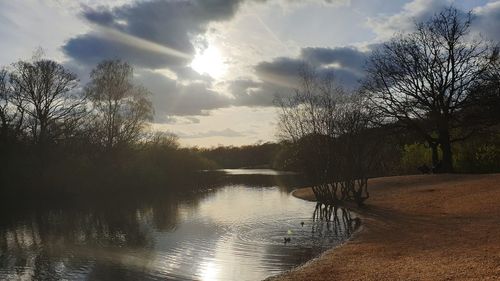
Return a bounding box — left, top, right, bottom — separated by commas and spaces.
367, 0, 452, 40
176, 128, 248, 139
0, 1, 86, 65
2, 0, 498, 146
473, 1, 500, 41
152, 107, 277, 147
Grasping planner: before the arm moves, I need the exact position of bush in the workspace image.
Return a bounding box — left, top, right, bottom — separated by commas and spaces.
400, 143, 435, 174
454, 136, 500, 173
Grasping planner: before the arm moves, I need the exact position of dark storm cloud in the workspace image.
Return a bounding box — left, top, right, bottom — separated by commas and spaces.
64, 0, 347, 70
137, 70, 232, 118
61, 0, 500, 122
255, 57, 305, 78
229, 79, 288, 106
229, 46, 370, 107
64, 33, 190, 68
63, 0, 251, 119
301, 47, 367, 73
81, 6, 114, 25
257, 46, 369, 89
234, 0, 500, 109
60, 0, 369, 122
64, 0, 248, 69
254, 57, 305, 88
235, 57, 307, 106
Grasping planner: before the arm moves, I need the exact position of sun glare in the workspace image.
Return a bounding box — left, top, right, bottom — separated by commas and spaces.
190, 45, 227, 79
199, 261, 218, 281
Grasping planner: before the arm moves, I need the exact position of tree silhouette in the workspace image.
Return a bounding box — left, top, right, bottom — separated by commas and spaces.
364, 7, 497, 172
276, 65, 379, 206
9, 59, 85, 145
85, 60, 153, 150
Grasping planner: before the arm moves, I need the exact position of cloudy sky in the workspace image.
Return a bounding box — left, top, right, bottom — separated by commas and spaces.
1, 0, 499, 147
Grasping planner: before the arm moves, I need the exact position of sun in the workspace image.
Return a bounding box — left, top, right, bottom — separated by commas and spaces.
190, 45, 227, 79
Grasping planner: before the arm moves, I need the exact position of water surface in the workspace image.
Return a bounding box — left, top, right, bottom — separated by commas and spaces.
216, 169, 296, 176
0, 170, 356, 281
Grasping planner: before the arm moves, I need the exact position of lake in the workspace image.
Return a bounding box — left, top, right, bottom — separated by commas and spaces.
0, 169, 357, 281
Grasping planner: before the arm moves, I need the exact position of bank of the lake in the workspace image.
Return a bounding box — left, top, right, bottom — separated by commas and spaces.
270, 174, 500, 280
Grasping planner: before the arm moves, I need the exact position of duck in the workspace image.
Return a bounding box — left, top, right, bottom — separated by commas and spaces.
300, 221, 304, 227
284, 237, 291, 244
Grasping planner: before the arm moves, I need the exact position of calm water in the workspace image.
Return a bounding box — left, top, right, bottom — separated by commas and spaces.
0, 170, 356, 281
216, 169, 297, 176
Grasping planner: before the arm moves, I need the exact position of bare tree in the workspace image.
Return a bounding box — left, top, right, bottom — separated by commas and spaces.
364, 7, 497, 172
0, 68, 11, 141
276, 65, 379, 206
0, 68, 27, 144
277, 66, 339, 186
143, 131, 180, 149
85, 60, 153, 150
8, 60, 85, 145
476, 48, 500, 125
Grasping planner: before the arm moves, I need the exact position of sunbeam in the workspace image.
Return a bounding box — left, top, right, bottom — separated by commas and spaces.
95, 25, 192, 60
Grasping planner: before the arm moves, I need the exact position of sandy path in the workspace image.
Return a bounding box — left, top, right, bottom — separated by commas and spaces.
268, 174, 500, 280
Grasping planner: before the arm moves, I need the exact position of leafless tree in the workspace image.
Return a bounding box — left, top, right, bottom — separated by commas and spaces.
85, 60, 153, 150
0, 68, 12, 140
478, 48, 500, 123
363, 7, 497, 172
0, 68, 26, 143
143, 131, 180, 149
277, 66, 339, 185
8, 60, 85, 145
276, 65, 379, 206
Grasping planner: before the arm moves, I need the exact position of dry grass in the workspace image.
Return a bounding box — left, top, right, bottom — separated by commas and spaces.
268, 174, 500, 281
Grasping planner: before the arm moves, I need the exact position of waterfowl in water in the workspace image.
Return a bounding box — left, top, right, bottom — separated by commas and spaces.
284, 237, 291, 244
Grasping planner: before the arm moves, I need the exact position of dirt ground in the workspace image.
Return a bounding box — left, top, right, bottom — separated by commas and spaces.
268, 174, 500, 281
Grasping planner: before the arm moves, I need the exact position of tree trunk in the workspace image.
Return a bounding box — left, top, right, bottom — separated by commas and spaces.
429, 141, 439, 168
39, 118, 50, 147
439, 129, 453, 173
0, 115, 7, 143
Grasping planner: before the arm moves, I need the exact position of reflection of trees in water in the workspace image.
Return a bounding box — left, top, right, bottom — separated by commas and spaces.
259, 204, 360, 270
0, 173, 300, 280
311, 203, 360, 239
0, 174, 308, 280
0, 193, 208, 281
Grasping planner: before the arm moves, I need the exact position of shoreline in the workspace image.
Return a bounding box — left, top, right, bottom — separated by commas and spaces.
264, 192, 366, 281
269, 174, 500, 280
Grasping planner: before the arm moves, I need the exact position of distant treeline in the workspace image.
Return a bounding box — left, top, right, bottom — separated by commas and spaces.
200, 127, 500, 177
199, 142, 283, 169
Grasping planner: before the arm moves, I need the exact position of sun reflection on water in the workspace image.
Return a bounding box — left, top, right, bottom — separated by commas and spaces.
199, 261, 219, 281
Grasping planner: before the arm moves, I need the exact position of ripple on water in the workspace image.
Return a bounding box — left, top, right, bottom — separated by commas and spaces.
0, 181, 357, 281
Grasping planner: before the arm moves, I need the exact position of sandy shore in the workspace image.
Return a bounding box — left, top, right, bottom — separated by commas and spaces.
268, 174, 500, 280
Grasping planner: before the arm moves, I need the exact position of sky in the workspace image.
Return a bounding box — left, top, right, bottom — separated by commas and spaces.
0, 0, 499, 147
